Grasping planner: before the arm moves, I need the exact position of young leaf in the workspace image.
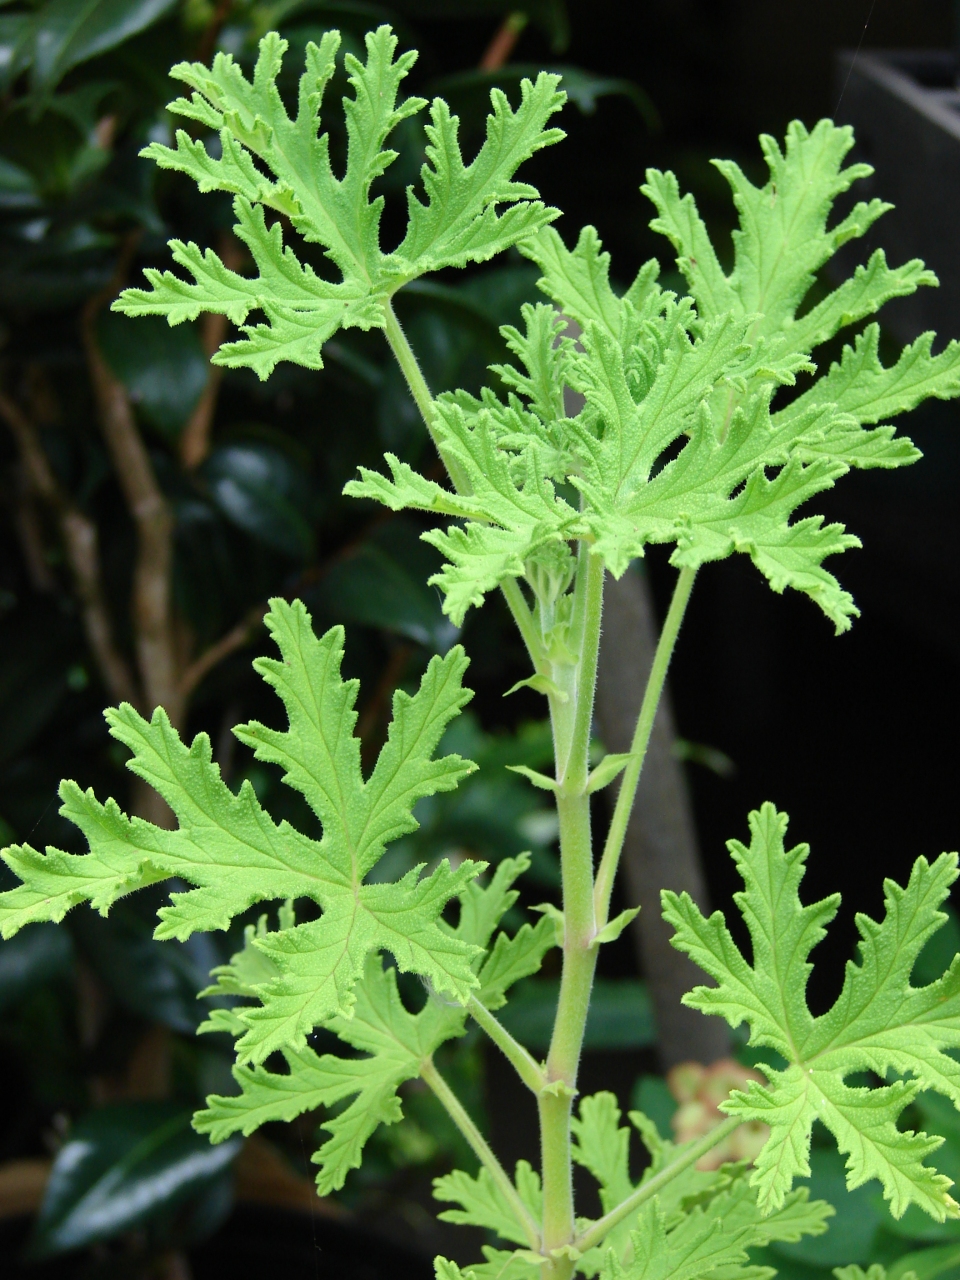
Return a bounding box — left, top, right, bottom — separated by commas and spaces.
587, 753, 632, 794
434, 1159, 542, 1246
600, 1175, 831, 1280
570, 1094, 830, 1279
0, 599, 483, 1064
115, 27, 566, 377
195, 855, 555, 1192
663, 802, 960, 1219
435, 1250, 542, 1280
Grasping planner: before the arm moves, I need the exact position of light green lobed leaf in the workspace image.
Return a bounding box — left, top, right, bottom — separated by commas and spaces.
663, 802, 960, 1220
0, 599, 487, 1063
438, 1089, 829, 1279
354, 118, 958, 631
435, 1250, 543, 1280
435, 1160, 542, 1246
567, 1093, 830, 1278
196, 854, 555, 1193
115, 26, 566, 377
599, 1174, 831, 1280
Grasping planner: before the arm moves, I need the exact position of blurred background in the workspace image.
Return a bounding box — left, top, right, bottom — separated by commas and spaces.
0, 1, 959, 1277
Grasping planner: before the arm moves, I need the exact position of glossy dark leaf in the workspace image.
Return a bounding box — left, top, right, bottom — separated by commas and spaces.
0, 922, 74, 1014
30, 1102, 240, 1257
320, 520, 458, 652
203, 441, 315, 559
98, 310, 207, 440
499, 978, 655, 1052
29, 0, 177, 93
0, 243, 113, 309
0, 11, 32, 93
72, 891, 226, 1033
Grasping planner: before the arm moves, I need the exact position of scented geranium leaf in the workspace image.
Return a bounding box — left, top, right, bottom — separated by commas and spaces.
0, 598, 483, 1060
572, 1092, 633, 1214
116, 27, 565, 377
434, 1160, 541, 1245
196, 855, 555, 1191
602, 1176, 831, 1280
491, 302, 573, 425
347, 389, 578, 622
477, 914, 556, 1009
198, 953, 433, 1191
663, 802, 960, 1219
350, 121, 960, 633
390, 72, 565, 276
641, 120, 931, 346
435, 1251, 542, 1280
522, 224, 659, 341
571, 1095, 831, 1278
781, 325, 960, 441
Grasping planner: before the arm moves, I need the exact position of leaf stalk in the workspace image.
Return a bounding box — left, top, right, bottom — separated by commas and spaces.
467, 996, 547, 1094
593, 564, 697, 927
421, 1056, 541, 1251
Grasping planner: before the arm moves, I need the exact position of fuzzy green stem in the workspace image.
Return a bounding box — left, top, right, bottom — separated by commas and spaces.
573, 1116, 741, 1255
468, 995, 547, 1094
421, 1056, 541, 1251
593, 565, 697, 927
540, 550, 605, 1275
501, 574, 545, 671
382, 298, 472, 496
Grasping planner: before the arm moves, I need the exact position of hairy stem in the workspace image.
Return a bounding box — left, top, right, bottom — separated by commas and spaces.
593, 565, 697, 927
421, 1057, 540, 1251
468, 996, 546, 1094
573, 1116, 741, 1255
540, 550, 604, 1275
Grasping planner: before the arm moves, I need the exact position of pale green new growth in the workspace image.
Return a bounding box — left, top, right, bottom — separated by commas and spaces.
664, 803, 960, 1220
2, 27, 959, 1280
113, 26, 565, 376
0, 599, 485, 1062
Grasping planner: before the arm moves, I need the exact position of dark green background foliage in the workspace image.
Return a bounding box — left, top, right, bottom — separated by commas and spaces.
0, 1, 958, 1277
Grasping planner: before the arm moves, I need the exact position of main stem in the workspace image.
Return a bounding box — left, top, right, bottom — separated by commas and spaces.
540, 549, 605, 1280
384, 305, 698, 1276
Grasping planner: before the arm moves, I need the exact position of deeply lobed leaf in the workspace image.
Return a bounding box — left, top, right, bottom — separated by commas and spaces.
664, 803, 960, 1219
0, 599, 485, 1062
115, 26, 566, 377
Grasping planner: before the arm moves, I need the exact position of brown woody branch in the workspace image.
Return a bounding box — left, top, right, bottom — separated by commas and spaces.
0, 388, 140, 707
81, 238, 185, 730
179, 602, 267, 700
480, 12, 528, 71
180, 232, 245, 470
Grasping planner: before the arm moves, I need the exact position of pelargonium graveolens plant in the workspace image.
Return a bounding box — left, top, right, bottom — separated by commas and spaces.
4, 26, 960, 1280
